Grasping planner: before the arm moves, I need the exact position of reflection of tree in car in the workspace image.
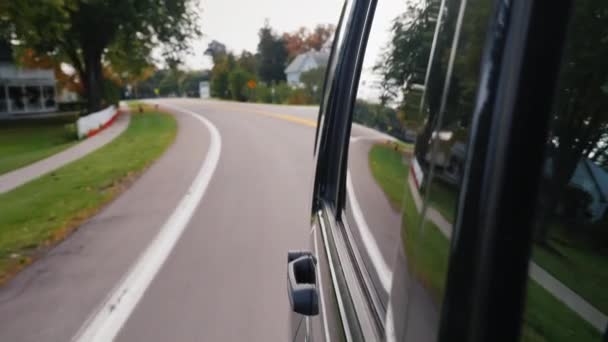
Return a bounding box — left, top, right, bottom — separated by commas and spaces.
535, 0, 608, 245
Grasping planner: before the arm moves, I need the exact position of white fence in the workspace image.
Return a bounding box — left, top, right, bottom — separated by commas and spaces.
76, 105, 118, 139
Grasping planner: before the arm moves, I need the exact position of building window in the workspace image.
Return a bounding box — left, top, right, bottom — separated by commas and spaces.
8, 86, 24, 111
25, 85, 42, 110
0, 85, 6, 112
43, 86, 56, 108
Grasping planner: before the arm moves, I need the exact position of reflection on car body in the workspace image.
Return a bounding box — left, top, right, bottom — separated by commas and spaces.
288, 0, 608, 341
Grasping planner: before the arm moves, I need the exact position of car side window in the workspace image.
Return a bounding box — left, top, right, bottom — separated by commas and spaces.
520, 2, 608, 341
342, 0, 491, 339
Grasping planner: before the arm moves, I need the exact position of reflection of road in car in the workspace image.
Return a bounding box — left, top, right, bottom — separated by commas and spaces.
345, 135, 406, 303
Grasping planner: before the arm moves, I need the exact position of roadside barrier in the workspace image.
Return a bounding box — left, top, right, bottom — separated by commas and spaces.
76, 105, 119, 139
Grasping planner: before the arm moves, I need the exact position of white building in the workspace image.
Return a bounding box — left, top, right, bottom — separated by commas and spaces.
284, 50, 329, 87
0, 43, 58, 118
199, 81, 210, 99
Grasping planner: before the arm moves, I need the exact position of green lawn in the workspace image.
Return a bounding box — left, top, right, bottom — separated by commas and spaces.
532, 232, 608, 315
0, 106, 176, 283
367, 144, 601, 341
0, 118, 78, 175
425, 178, 457, 223
368, 144, 409, 209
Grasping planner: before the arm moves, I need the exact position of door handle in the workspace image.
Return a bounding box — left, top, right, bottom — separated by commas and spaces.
287, 250, 319, 316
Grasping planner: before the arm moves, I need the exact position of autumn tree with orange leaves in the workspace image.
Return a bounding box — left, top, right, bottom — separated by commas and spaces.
282, 24, 335, 60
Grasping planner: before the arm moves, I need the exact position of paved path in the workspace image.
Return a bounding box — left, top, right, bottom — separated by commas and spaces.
0, 112, 130, 193
406, 172, 608, 331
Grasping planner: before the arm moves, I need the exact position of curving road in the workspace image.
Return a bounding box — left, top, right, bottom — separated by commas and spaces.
0, 98, 409, 341
0, 99, 319, 341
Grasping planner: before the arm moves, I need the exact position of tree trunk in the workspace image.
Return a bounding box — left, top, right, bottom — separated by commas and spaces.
534, 153, 581, 244
83, 49, 104, 114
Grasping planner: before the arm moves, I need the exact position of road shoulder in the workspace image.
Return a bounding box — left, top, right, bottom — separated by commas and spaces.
0, 108, 210, 342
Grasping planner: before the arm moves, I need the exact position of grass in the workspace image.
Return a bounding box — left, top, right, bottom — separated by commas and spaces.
532, 232, 608, 315
425, 178, 457, 222
368, 143, 450, 302
522, 281, 600, 341
368, 144, 409, 209
367, 143, 602, 341
0, 117, 78, 175
0, 104, 176, 283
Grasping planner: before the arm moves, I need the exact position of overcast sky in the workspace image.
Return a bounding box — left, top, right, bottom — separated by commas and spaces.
183, 0, 408, 103
183, 0, 344, 70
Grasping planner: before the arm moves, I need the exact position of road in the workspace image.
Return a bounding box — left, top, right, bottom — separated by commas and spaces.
0, 99, 319, 341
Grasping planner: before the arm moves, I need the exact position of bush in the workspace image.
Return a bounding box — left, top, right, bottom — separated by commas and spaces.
249, 83, 273, 103
228, 67, 255, 102
273, 82, 292, 104
287, 88, 313, 105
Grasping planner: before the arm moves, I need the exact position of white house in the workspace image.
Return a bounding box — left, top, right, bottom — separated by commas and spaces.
0, 42, 58, 118
199, 81, 210, 99
284, 50, 329, 86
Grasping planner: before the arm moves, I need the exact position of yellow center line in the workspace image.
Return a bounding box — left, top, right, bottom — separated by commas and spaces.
195, 101, 318, 128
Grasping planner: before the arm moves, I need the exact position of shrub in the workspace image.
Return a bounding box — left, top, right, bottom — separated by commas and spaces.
287, 88, 313, 105
250, 83, 273, 103
228, 67, 255, 102
273, 82, 292, 104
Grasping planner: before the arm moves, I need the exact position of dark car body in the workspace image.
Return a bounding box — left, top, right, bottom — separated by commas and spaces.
288, 0, 608, 341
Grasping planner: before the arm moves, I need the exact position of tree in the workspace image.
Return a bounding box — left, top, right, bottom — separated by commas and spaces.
204, 40, 227, 64
210, 53, 235, 99
283, 24, 336, 60
182, 70, 210, 96
228, 67, 255, 102
534, 0, 608, 243
375, 0, 460, 163
16, 47, 84, 97
237, 51, 258, 74
300, 67, 326, 103
5, 0, 201, 113
257, 21, 287, 84
283, 27, 308, 60
305, 24, 335, 51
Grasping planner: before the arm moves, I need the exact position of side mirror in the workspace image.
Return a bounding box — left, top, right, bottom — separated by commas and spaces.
287, 251, 319, 316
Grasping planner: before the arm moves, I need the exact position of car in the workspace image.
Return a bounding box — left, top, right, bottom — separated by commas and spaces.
288, 0, 608, 341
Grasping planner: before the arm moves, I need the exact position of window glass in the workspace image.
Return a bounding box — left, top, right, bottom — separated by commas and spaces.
43, 86, 56, 108
0, 86, 6, 112
25, 86, 42, 110
8, 86, 24, 111
521, 2, 608, 341
343, 0, 490, 339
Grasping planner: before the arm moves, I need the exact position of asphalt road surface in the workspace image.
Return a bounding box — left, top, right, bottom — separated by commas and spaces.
0, 98, 401, 342
0, 99, 317, 341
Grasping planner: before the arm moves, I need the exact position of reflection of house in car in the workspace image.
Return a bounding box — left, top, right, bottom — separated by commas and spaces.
0, 41, 57, 118
546, 158, 608, 222
424, 129, 467, 186
284, 50, 329, 87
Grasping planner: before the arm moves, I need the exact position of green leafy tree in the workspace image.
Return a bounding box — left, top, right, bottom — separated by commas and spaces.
182, 70, 210, 96
257, 21, 287, 83
5, 0, 201, 113
250, 83, 273, 103
300, 67, 326, 104
228, 67, 254, 102
204, 40, 227, 64
237, 51, 258, 74
535, 0, 608, 243
274, 82, 292, 104
210, 53, 235, 99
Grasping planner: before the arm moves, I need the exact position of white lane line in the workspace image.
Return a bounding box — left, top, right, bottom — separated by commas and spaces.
346, 137, 393, 293
72, 103, 222, 342
345, 169, 393, 293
